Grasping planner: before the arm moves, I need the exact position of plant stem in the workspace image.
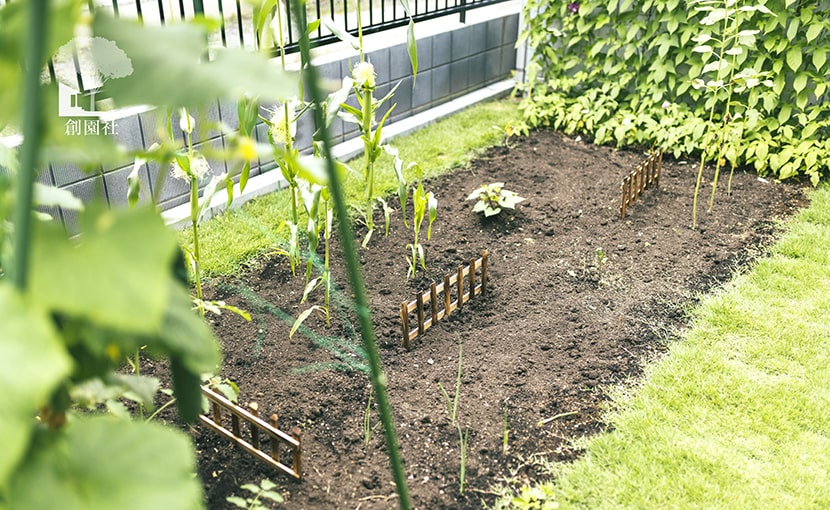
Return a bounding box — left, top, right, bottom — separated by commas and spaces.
363, 87, 374, 232
10, 0, 49, 291
709, 8, 740, 210
191, 180, 204, 308
692, 1, 730, 229
289, 0, 411, 506
145, 396, 177, 422
453, 338, 462, 423
324, 207, 331, 327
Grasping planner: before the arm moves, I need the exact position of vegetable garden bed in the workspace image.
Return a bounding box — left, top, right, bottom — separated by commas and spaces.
165, 129, 805, 508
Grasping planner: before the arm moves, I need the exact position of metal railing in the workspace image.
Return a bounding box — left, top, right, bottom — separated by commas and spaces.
10, 0, 510, 93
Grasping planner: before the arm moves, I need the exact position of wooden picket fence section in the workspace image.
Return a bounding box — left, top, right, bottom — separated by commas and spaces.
400, 251, 489, 349
199, 386, 302, 480
620, 148, 663, 219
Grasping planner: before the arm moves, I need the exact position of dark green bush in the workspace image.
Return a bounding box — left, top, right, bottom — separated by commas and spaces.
520, 0, 830, 184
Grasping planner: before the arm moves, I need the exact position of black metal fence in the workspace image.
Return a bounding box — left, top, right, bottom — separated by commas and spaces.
9, 0, 510, 93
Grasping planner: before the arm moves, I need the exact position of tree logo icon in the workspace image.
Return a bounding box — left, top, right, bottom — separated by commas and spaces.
57, 37, 133, 118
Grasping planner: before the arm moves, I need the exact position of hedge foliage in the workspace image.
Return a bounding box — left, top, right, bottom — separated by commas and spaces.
520, 0, 830, 184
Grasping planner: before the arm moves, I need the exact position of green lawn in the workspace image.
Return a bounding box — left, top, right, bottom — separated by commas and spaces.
500, 185, 830, 509
182, 98, 522, 277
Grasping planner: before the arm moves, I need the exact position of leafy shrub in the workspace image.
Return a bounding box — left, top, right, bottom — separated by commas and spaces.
467, 182, 526, 217
520, 0, 830, 184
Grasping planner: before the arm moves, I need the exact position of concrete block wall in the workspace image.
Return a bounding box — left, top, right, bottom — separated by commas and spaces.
18, 8, 519, 233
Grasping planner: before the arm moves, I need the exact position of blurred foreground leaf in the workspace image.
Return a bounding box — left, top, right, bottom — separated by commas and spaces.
6, 417, 203, 510
28, 206, 177, 335
0, 286, 72, 490
93, 15, 300, 109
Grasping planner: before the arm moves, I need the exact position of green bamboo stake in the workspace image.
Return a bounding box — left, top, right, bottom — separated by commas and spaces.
11, 0, 49, 290
287, 0, 411, 507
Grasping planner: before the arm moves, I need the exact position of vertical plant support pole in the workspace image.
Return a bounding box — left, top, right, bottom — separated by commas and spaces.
657, 149, 663, 187
416, 292, 425, 335
457, 266, 464, 308
270, 414, 281, 463
443, 275, 452, 316
430, 283, 438, 324
468, 257, 475, 296
248, 402, 260, 449
231, 413, 241, 437
291, 427, 302, 476
11, 0, 49, 291
481, 250, 488, 294
212, 401, 223, 425
288, 0, 411, 506
400, 303, 410, 350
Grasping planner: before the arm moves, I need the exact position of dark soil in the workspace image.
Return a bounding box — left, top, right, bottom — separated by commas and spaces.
189, 130, 807, 509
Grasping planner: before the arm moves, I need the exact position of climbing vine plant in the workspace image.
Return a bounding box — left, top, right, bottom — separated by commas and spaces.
520, 0, 830, 186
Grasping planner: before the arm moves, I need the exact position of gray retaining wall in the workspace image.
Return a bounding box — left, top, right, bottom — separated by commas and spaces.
21, 5, 520, 233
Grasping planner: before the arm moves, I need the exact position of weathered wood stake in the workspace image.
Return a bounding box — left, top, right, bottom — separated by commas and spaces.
481, 251, 488, 293
416, 292, 425, 335
248, 402, 260, 449
401, 302, 410, 350
457, 266, 464, 308
443, 274, 451, 317
269, 414, 280, 463
291, 427, 302, 477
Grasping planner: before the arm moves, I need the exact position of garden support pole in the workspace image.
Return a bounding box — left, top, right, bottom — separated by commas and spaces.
11, 0, 49, 291
288, 0, 411, 507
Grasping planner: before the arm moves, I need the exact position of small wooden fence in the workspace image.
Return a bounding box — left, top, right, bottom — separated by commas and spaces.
199, 386, 302, 480
620, 149, 663, 219
400, 251, 489, 349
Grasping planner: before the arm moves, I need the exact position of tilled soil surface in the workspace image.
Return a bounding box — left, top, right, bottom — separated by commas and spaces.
187, 130, 806, 509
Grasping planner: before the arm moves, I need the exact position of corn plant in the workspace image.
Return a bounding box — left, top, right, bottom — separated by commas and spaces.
406, 165, 437, 278
325, 0, 417, 246
289, 0, 411, 504
340, 61, 399, 245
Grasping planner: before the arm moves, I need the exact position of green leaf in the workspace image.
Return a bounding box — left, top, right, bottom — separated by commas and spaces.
793, 73, 808, 94
786, 19, 800, 42
291, 306, 323, 338
407, 20, 418, 84
6, 418, 203, 510
93, 15, 299, 109
806, 23, 822, 43
786, 47, 802, 71
29, 206, 178, 335
33, 183, 84, 211
152, 285, 220, 375
110, 373, 160, 411
226, 496, 248, 508
197, 173, 230, 224
813, 49, 827, 71
127, 158, 143, 208
796, 90, 808, 110
0, 286, 73, 488
321, 17, 360, 50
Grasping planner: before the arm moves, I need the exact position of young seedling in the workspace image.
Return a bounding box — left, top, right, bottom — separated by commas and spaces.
467, 182, 525, 217
437, 336, 463, 425
437, 335, 469, 493
226, 479, 284, 509
363, 389, 382, 449
406, 165, 437, 278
